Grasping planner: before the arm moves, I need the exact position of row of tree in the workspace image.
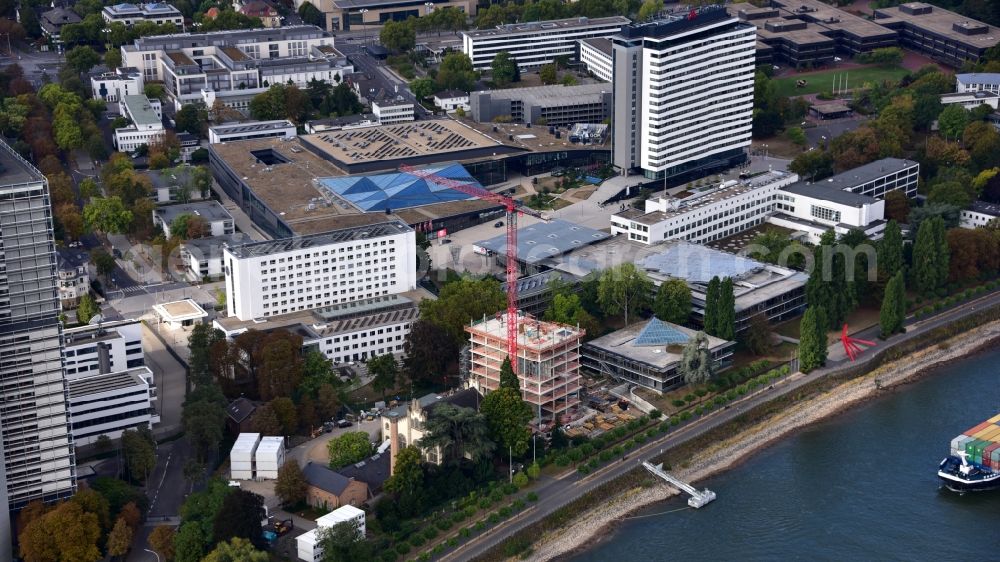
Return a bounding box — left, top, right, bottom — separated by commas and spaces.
249, 80, 363, 124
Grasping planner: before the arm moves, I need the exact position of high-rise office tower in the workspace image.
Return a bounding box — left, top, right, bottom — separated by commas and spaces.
0, 138, 76, 551
612, 7, 756, 182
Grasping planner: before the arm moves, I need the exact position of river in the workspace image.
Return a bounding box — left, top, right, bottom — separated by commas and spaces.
572, 349, 1000, 561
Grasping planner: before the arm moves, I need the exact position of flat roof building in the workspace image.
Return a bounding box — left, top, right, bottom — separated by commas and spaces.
102, 3, 183, 28
874, 2, 1000, 67
209, 120, 298, 144
612, 8, 755, 182
152, 201, 235, 239
469, 83, 612, 127
66, 367, 159, 447
224, 220, 417, 321
115, 94, 164, 153
474, 219, 611, 271
214, 294, 420, 363
579, 37, 613, 82
467, 315, 583, 425
582, 318, 735, 392
462, 16, 630, 70
121, 26, 353, 110
0, 139, 76, 521
308, 0, 478, 32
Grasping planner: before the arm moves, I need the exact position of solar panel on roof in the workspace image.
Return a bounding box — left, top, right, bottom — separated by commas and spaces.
633, 318, 690, 347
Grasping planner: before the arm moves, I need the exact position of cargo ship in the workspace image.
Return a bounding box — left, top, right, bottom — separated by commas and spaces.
938, 413, 1000, 492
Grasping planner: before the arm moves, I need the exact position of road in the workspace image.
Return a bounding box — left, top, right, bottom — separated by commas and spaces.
337, 42, 432, 118
447, 288, 1000, 561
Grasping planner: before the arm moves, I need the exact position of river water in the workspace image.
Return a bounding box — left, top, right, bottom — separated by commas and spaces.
572, 349, 1000, 561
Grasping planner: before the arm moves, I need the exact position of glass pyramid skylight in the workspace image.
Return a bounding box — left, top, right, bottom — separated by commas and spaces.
633, 317, 690, 347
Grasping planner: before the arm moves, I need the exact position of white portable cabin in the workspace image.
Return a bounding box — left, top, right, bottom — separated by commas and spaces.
229, 432, 261, 480
255, 435, 285, 479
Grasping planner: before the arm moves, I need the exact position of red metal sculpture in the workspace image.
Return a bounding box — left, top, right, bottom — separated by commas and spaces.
841, 324, 876, 361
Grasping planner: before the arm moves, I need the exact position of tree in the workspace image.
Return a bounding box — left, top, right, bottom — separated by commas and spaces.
409, 77, 436, 101
367, 353, 398, 400
419, 277, 506, 345
798, 305, 827, 372
678, 331, 714, 384
298, 1, 325, 27
65, 45, 100, 74
404, 319, 458, 386
76, 293, 99, 323
204, 538, 268, 562
597, 263, 653, 326
184, 459, 206, 492
107, 517, 133, 559
716, 278, 736, 341
703, 276, 721, 336
786, 126, 807, 146
183, 394, 226, 462
175, 104, 207, 137
912, 216, 948, 295
121, 428, 156, 483
212, 489, 266, 547
149, 525, 177, 561
883, 190, 910, 223
480, 356, 533, 457
274, 460, 307, 506
104, 49, 123, 71
380, 19, 415, 52
84, 196, 133, 234
257, 330, 303, 400
19, 501, 102, 562
384, 445, 425, 516
742, 313, 772, 356
418, 403, 495, 466
437, 52, 478, 92
316, 521, 373, 562
937, 104, 969, 140
268, 396, 298, 435
638, 0, 663, 20
652, 279, 691, 325
879, 271, 905, 338
327, 432, 374, 469
878, 220, 904, 279
118, 501, 141, 532
144, 83, 166, 100
539, 63, 557, 85
491, 51, 518, 87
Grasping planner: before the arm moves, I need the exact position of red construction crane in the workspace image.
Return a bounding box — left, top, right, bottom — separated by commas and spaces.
400, 165, 545, 370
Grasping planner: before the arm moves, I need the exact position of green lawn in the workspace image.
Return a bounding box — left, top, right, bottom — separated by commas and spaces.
773, 65, 911, 98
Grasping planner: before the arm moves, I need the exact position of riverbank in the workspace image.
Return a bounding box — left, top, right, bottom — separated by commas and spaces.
529, 320, 1000, 562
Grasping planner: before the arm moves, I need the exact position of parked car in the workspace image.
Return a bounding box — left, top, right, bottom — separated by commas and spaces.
112, 248, 123, 258
494, 221, 504, 228
336, 419, 352, 428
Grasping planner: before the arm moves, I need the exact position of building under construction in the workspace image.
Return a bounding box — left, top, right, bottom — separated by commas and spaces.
466, 313, 583, 425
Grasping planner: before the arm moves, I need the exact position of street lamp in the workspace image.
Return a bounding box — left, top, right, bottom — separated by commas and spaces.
359, 9, 370, 46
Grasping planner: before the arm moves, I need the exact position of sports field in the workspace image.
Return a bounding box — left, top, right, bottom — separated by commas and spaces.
772, 65, 911, 97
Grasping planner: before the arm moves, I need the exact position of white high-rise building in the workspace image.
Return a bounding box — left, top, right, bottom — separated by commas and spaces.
612, 7, 756, 181
0, 140, 76, 533
224, 219, 417, 321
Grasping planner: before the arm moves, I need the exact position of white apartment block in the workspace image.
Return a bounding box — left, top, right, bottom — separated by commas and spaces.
214, 294, 417, 364
0, 139, 76, 512
372, 97, 415, 124
770, 184, 887, 243
102, 2, 184, 28
121, 26, 354, 110
115, 94, 164, 152
956, 73, 1000, 94
62, 320, 157, 446
208, 119, 298, 144
432, 90, 470, 111
462, 16, 630, 70
960, 201, 1000, 229
579, 37, 613, 82
939, 91, 1000, 110
224, 219, 417, 321
91, 67, 144, 103
612, 171, 799, 245
612, 8, 756, 179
